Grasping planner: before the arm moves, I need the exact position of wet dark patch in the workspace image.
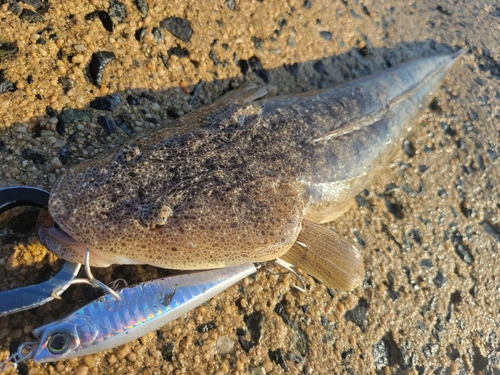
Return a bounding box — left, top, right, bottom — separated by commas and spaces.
269, 348, 288, 371
160, 16, 193, 42
360, 4, 370, 16
19, 9, 45, 23
344, 298, 369, 331
439, 122, 457, 136
433, 270, 446, 288
451, 231, 474, 264
126, 95, 139, 105
0, 40, 18, 62
244, 311, 265, 344
152, 27, 163, 44
372, 332, 401, 372
97, 116, 116, 134
168, 46, 189, 59
481, 221, 500, 242
274, 299, 293, 326
115, 117, 134, 136
8, 3, 22, 16
134, 0, 148, 16
209, 50, 220, 66
284, 62, 299, 79
60, 108, 90, 123
196, 321, 216, 332
250, 56, 270, 83
135, 27, 147, 42
22, 148, 45, 164
429, 97, 442, 112
319, 31, 332, 40
87, 51, 115, 86
161, 342, 174, 362
238, 336, 254, 352
313, 60, 329, 75
472, 347, 488, 373
251, 36, 263, 50
238, 59, 249, 74
435, 6, 451, 16
108, 0, 127, 23
0, 69, 16, 93
384, 199, 404, 219
85, 10, 114, 32
419, 259, 433, 269
402, 138, 415, 157
353, 229, 365, 246
355, 194, 370, 207
408, 229, 422, 245
90, 94, 121, 110
320, 316, 336, 331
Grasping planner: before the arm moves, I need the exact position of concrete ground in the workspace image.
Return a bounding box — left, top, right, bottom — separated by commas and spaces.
0, 0, 499, 374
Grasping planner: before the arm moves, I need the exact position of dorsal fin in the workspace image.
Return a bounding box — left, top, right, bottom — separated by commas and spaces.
215, 83, 270, 104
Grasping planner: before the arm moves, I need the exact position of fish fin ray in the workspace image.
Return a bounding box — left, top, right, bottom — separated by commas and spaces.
215, 83, 270, 104
281, 220, 364, 290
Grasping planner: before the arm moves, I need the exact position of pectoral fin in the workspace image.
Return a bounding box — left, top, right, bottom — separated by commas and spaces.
281, 220, 364, 290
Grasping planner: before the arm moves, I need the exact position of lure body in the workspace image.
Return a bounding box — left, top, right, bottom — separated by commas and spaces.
38, 50, 465, 290
29, 263, 256, 362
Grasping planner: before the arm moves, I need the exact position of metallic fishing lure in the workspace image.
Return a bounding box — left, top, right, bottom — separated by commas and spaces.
0, 263, 256, 369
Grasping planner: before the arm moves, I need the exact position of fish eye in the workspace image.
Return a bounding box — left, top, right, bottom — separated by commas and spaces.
48, 333, 70, 355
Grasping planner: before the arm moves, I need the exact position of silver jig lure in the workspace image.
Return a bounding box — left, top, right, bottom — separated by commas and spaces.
0, 262, 256, 369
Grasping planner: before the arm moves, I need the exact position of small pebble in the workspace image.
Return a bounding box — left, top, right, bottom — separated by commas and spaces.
72, 54, 85, 63
87, 51, 115, 86
20, 8, 45, 23
74, 44, 85, 52
75, 366, 89, 375
55, 363, 65, 372
127, 352, 137, 362
135, 0, 148, 16
51, 156, 62, 169
117, 345, 129, 359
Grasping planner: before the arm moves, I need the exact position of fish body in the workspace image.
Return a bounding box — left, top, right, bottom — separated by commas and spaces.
39, 50, 465, 289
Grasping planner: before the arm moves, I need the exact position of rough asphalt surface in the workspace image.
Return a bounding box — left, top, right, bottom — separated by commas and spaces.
0, 0, 499, 374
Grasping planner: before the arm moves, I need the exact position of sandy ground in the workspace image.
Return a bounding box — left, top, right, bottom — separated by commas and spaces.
0, 0, 499, 374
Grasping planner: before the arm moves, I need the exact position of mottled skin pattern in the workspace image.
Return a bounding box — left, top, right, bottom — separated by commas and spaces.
39, 51, 463, 270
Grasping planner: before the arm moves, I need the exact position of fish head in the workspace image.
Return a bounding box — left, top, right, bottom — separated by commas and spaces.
38, 139, 304, 269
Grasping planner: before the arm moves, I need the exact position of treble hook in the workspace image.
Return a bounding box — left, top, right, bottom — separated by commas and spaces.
50, 248, 122, 301
273, 258, 307, 293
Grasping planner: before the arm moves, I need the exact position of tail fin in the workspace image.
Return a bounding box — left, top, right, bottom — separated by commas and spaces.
281, 220, 364, 290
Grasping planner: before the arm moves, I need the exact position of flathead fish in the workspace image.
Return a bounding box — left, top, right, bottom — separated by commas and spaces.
38, 49, 465, 290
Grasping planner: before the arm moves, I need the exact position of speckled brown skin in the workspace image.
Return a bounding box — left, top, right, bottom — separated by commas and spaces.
38, 51, 464, 278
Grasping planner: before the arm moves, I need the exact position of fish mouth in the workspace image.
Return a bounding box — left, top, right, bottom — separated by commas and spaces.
40, 214, 83, 247
38, 213, 113, 267
45, 217, 82, 247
